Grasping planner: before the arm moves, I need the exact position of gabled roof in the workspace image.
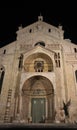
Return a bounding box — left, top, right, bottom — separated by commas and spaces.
16, 15, 64, 40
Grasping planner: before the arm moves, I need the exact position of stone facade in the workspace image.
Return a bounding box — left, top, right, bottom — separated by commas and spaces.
0, 16, 77, 123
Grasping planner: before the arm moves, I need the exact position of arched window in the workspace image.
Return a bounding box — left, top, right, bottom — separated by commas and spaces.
34, 42, 45, 47
18, 54, 23, 70
0, 66, 5, 94
75, 70, 77, 82
54, 53, 61, 67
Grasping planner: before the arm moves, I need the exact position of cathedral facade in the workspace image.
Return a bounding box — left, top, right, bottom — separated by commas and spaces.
0, 16, 77, 123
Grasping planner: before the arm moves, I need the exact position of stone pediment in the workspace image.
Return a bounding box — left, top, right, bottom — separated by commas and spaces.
16, 16, 64, 41
23, 45, 55, 58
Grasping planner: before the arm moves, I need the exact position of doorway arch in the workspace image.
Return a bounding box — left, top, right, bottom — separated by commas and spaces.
21, 75, 54, 123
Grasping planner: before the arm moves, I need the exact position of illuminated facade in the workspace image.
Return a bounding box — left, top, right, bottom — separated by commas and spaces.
0, 16, 77, 123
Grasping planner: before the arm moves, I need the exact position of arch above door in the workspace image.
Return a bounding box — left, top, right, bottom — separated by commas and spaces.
21, 75, 54, 123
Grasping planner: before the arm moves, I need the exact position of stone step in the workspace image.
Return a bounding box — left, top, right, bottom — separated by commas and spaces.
0, 123, 77, 128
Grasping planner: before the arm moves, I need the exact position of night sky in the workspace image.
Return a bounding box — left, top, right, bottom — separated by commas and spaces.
0, 1, 77, 48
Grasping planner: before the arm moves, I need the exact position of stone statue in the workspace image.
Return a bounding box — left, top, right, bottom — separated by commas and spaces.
55, 108, 65, 123
63, 99, 71, 123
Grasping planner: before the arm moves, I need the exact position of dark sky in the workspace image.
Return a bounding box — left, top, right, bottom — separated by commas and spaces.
0, 1, 77, 47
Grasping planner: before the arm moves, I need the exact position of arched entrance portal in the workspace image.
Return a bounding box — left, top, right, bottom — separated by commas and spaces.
21, 76, 54, 123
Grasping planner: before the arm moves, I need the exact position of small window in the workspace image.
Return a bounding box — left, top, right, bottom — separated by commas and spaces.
58, 60, 60, 67
75, 70, 77, 82
29, 29, 32, 33
54, 53, 57, 59
0, 67, 5, 94
58, 53, 60, 58
55, 60, 58, 67
18, 54, 23, 70
74, 48, 77, 53
54, 53, 61, 68
48, 29, 51, 32
3, 49, 6, 54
